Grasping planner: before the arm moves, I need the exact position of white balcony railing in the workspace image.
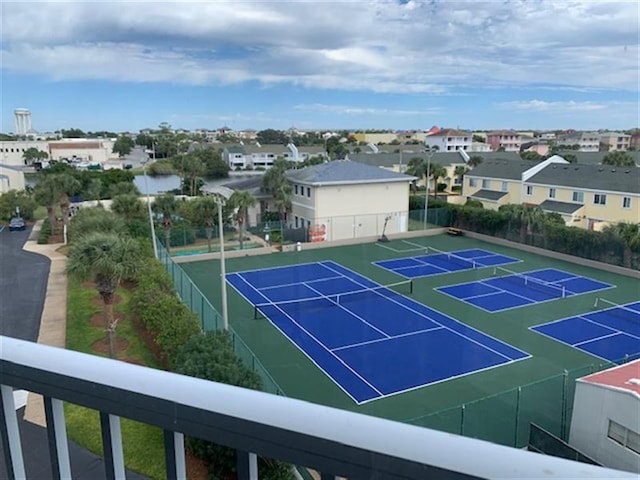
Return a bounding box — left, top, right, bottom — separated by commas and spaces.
1, 336, 635, 480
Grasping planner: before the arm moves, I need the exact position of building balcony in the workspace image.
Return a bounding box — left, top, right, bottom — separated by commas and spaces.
1, 336, 634, 480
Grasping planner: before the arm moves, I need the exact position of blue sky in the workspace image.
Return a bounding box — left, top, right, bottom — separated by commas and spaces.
1, 1, 638, 133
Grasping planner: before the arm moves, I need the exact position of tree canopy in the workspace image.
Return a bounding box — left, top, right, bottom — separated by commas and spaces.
602, 151, 635, 167
112, 136, 135, 157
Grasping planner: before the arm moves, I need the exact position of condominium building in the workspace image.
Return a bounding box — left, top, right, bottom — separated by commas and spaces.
556, 132, 600, 152
486, 130, 522, 152
424, 129, 472, 152
600, 133, 631, 152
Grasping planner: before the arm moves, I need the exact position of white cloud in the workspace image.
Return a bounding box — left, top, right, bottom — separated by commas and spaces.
294, 103, 440, 116
501, 100, 608, 112
1, 1, 638, 92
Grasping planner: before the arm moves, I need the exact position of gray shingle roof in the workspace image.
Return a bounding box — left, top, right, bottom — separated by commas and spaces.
470, 152, 523, 162
244, 144, 290, 154
556, 151, 640, 166
528, 164, 640, 194
348, 151, 466, 168
539, 200, 584, 215
469, 189, 509, 201
467, 160, 538, 180
285, 160, 415, 185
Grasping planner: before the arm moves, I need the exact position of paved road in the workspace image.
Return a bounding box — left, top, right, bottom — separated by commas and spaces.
0, 228, 149, 480
0, 226, 50, 341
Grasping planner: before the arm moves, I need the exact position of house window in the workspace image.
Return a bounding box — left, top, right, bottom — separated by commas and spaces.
501, 182, 508, 192
549, 188, 556, 199
622, 197, 631, 209
526, 185, 533, 196
594, 193, 607, 205
294, 185, 298, 195
295, 216, 299, 228
482, 179, 490, 189
307, 220, 311, 228
469, 178, 477, 187
307, 187, 311, 198
572, 191, 584, 203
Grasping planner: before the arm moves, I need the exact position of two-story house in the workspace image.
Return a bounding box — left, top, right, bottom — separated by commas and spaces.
464, 157, 639, 230
285, 160, 415, 242
424, 129, 472, 152
486, 130, 522, 152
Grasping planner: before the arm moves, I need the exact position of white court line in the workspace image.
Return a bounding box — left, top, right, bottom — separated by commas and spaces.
320, 261, 523, 362
258, 275, 344, 291
302, 282, 391, 339
331, 326, 444, 352
375, 242, 424, 253
574, 332, 621, 347
235, 273, 385, 399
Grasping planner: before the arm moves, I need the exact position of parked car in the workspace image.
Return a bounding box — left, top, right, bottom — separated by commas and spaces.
9, 217, 26, 231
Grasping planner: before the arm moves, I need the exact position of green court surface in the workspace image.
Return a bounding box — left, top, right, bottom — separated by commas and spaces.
178, 235, 639, 447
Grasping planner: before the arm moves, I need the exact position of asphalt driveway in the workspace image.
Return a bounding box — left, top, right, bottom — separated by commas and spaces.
0, 225, 50, 341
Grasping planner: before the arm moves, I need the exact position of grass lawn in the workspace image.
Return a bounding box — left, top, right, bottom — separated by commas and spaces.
65, 277, 166, 479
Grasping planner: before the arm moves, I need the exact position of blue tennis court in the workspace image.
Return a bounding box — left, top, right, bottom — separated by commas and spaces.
227, 260, 530, 404
532, 301, 640, 363
436, 268, 613, 312
374, 248, 520, 279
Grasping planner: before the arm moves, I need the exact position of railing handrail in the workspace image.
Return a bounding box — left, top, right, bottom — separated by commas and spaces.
1, 336, 634, 479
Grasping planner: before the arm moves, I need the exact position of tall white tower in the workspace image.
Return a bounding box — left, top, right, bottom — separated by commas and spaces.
14, 109, 32, 136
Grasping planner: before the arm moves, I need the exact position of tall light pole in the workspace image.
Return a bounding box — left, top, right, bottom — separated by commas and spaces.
145, 143, 158, 259
423, 146, 434, 230
208, 186, 233, 331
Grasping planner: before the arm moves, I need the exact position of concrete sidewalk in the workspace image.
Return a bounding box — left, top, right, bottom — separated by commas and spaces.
22, 224, 68, 426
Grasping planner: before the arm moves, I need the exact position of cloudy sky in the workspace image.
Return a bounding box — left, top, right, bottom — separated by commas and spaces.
1, 1, 638, 133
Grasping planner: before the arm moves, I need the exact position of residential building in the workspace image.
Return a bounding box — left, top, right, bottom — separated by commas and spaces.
424, 129, 472, 152
570, 360, 640, 473
629, 132, 640, 151
556, 132, 600, 152
223, 144, 328, 169
486, 130, 522, 152
521, 140, 550, 156
600, 133, 631, 152
351, 132, 399, 144
464, 158, 639, 229
285, 160, 415, 241
0, 163, 26, 193
347, 151, 468, 192
526, 164, 639, 229
470, 142, 491, 152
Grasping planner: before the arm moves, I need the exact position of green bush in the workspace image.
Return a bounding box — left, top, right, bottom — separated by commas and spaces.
130, 261, 200, 366
37, 218, 52, 244
174, 332, 292, 480
169, 223, 196, 247
0, 190, 37, 220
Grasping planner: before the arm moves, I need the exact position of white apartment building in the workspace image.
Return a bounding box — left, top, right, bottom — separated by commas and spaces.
424, 129, 472, 152
557, 132, 600, 152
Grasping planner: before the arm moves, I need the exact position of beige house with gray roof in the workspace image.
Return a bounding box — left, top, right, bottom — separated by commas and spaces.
285, 160, 415, 242
464, 157, 639, 230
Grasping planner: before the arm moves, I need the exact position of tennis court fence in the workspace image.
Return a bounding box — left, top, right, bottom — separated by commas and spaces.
156, 239, 639, 450
156, 240, 285, 396
403, 353, 640, 448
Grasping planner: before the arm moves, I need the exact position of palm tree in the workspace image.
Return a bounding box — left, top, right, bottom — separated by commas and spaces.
604, 222, 640, 268
111, 194, 145, 220
230, 191, 256, 250
152, 194, 178, 251
191, 196, 218, 252
182, 156, 206, 196
67, 232, 141, 358
261, 158, 292, 226
454, 165, 468, 191
57, 174, 81, 229
427, 163, 447, 196
69, 208, 126, 242
34, 175, 62, 234
468, 155, 483, 168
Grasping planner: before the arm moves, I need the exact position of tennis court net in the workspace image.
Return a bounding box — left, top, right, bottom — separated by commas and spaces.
593, 298, 640, 324
254, 279, 413, 319
427, 246, 477, 269
492, 266, 568, 299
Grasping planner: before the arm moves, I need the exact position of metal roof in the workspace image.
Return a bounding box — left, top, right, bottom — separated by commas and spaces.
285, 160, 415, 185
469, 189, 509, 201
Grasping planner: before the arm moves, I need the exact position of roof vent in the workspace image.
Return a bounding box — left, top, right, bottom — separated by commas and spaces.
625, 170, 630, 173
598, 168, 604, 172
552, 165, 557, 169
611, 169, 616, 173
